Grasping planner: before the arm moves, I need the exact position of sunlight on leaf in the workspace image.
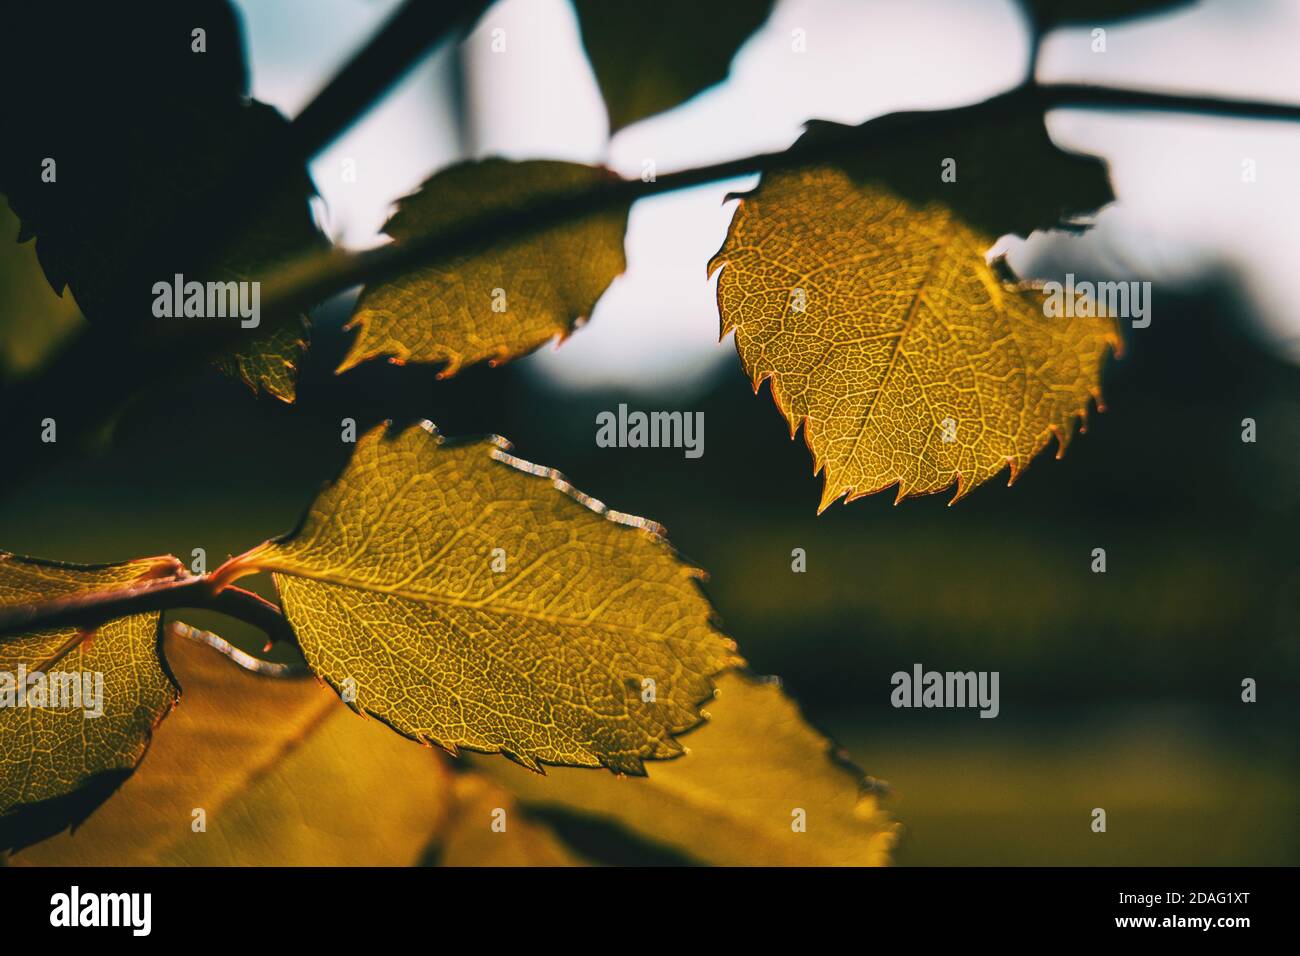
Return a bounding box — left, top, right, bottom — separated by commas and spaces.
0, 205, 84, 382
709, 100, 1121, 508
11, 628, 453, 865
220, 422, 741, 774
0, 554, 181, 852
340, 159, 629, 376
430, 773, 588, 867
476, 671, 898, 866
212, 314, 311, 405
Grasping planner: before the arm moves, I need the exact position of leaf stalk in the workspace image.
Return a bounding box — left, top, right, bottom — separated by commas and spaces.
0, 572, 297, 650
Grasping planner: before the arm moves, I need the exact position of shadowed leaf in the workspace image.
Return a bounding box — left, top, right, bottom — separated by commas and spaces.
0, 205, 83, 381
1, 4, 325, 402
573, 0, 775, 132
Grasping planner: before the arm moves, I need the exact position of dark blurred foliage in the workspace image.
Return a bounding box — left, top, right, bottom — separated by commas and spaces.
0, 1, 249, 309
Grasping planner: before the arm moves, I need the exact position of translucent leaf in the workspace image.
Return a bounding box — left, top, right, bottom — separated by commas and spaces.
11, 628, 453, 865
340, 159, 629, 376
220, 422, 741, 774
430, 773, 588, 867
0, 554, 181, 852
212, 314, 311, 405
709, 101, 1121, 508
475, 672, 898, 866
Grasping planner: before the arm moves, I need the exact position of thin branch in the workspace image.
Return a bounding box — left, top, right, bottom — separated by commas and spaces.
1037, 83, 1300, 121
150, 81, 1300, 332
206, 585, 300, 650
292, 0, 492, 160
0, 574, 207, 638
4, 81, 1300, 495
0, 573, 297, 649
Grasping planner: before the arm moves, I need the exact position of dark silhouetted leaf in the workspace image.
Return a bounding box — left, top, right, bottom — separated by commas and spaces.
1, 2, 326, 401
573, 0, 775, 132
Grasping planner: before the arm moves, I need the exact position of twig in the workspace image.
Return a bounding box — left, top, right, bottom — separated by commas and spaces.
4, 82, 1300, 495
54, 81, 1300, 339
1037, 83, 1300, 121
0, 573, 297, 649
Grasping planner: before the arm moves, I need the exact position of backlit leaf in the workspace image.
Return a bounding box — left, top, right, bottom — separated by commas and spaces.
212, 314, 311, 405
708, 100, 1121, 508
430, 773, 588, 867
339, 159, 629, 376
0, 204, 83, 381
573, 0, 775, 132
475, 671, 898, 866
0, 553, 181, 852
12, 627, 453, 865
219, 422, 741, 774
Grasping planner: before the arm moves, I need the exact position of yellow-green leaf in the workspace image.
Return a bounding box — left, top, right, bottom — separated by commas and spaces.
709, 103, 1121, 508
430, 773, 588, 867
0, 553, 181, 852
212, 314, 311, 405
12, 626, 453, 866
220, 422, 740, 774
0, 204, 84, 382
474, 671, 898, 866
573, 0, 775, 132
340, 159, 629, 376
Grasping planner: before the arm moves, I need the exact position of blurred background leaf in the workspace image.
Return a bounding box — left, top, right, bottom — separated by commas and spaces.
0, 204, 83, 383
12, 631, 453, 866
572, 0, 775, 133
472, 672, 897, 866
